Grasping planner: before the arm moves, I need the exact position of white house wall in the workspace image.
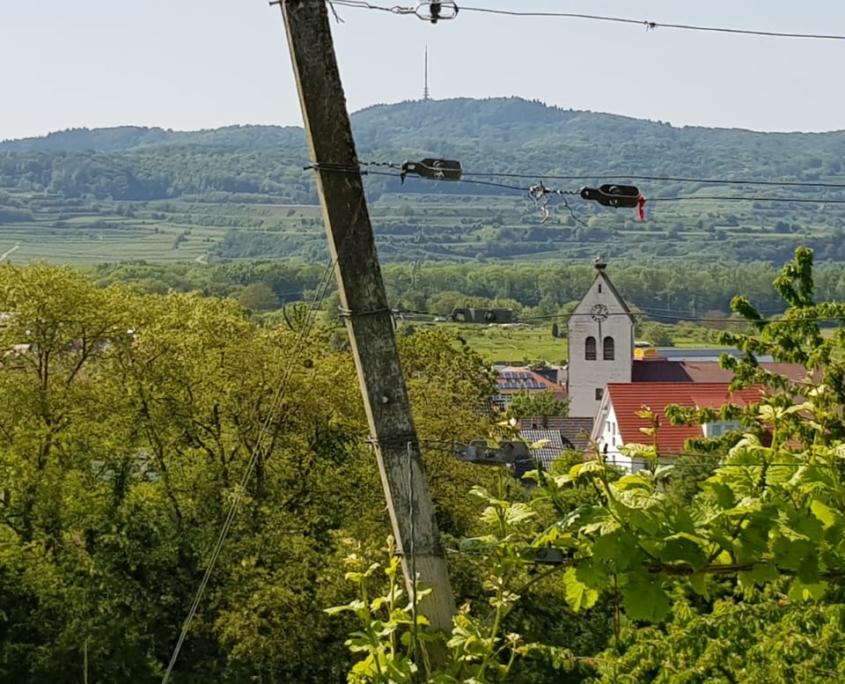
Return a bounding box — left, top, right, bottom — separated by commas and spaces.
592, 404, 637, 471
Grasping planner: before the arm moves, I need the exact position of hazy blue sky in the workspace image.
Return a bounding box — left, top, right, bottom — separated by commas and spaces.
2, 0, 844, 140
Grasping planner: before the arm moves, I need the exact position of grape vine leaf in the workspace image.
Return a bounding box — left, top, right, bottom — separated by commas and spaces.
592, 529, 640, 572
658, 534, 708, 571
810, 499, 839, 530
737, 561, 779, 589
787, 577, 826, 602
563, 567, 599, 612
620, 572, 671, 622
772, 534, 815, 573
688, 572, 709, 600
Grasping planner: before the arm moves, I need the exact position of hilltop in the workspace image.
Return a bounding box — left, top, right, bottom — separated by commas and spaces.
1, 97, 845, 266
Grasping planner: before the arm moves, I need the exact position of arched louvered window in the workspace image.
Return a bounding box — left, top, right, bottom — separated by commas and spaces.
603, 336, 615, 360
585, 336, 597, 361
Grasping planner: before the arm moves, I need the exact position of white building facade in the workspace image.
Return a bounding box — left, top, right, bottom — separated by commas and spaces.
567, 261, 635, 418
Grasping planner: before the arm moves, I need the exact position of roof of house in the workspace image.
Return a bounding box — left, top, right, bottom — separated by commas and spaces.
496, 366, 561, 392
519, 429, 572, 470
517, 416, 569, 430
560, 417, 595, 451
632, 360, 810, 384
602, 382, 764, 454
511, 419, 595, 479
516, 416, 594, 448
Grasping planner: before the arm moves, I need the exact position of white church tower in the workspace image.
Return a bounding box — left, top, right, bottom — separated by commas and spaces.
567, 260, 635, 418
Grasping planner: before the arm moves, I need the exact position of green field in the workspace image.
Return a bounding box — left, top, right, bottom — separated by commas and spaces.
407, 323, 730, 364
0, 190, 839, 268
434, 324, 569, 364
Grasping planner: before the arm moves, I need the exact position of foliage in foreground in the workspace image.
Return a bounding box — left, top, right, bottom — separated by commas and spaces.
0, 262, 508, 683
329, 247, 845, 683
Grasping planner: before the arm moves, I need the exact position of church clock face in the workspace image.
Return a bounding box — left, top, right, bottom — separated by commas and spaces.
590, 304, 609, 322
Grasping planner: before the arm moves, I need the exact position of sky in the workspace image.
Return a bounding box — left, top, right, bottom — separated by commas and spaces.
1, 0, 844, 141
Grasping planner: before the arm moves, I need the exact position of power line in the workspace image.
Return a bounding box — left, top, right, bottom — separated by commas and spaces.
458, 5, 845, 42
418, 442, 843, 471
315, 165, 845, 206
652, 196, 845, 205
330, 1, 845, 42
461, 171, 845, 192
392, 305, 845, 326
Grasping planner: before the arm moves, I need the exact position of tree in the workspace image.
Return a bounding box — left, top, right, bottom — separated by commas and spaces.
0, 264, 509, 683
637, 321, 674, 347
237, 282, 280, 311
507, 389, 569, 423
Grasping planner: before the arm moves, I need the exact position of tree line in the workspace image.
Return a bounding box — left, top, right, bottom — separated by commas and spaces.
89, 258, 845, 323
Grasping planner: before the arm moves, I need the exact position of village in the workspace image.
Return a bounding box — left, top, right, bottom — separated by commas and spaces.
495, 260, 807, 472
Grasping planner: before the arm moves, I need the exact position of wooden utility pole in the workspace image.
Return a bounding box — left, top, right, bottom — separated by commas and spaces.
276, 0, 456, 663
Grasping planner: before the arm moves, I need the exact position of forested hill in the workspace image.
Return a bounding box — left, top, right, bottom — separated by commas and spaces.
4, 96, 845, 172
6, 97, 845, 158
3, 97, 845, 201
0, 124, 307, 154
4, 97, 845, 266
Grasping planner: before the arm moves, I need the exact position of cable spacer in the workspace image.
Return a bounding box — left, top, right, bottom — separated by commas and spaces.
414, 1, 459, 23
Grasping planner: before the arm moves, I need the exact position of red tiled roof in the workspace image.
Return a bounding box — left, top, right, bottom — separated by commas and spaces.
605, 382, 765, 454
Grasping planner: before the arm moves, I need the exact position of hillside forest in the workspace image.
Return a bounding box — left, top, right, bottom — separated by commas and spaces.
3, 98, 845, 265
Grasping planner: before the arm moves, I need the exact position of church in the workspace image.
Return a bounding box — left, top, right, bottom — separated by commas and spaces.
566, 260, 635, 419
517, 259, 809, 471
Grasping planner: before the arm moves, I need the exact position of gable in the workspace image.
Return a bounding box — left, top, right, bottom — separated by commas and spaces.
573, 268, 632, 320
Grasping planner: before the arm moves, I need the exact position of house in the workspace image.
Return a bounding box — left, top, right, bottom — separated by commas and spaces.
517, 429, 575, 474
589, 382, 764, 472
515, 415, 593, 449
493, 365, 565, 410
514, 419, 594, 476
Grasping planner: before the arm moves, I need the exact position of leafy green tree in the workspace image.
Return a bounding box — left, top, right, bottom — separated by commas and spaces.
237, 282, 280, 311
0, 263, 507, 683
637, 321, 674, 346
507, 390, 569, 423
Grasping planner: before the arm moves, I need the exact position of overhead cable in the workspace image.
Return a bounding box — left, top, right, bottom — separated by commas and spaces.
329, 0, 845, 41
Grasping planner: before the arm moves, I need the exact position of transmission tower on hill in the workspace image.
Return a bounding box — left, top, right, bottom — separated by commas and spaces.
423, 45, 430, 102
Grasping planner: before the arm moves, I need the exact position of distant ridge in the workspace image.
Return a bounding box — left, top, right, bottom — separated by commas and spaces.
4, 96, 842, 154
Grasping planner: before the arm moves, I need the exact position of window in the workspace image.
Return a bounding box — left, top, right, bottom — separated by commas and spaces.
603, 336, 615, 360
598, 284, 602, 293
595, 388, 604, 400
585, 336, 597, 361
